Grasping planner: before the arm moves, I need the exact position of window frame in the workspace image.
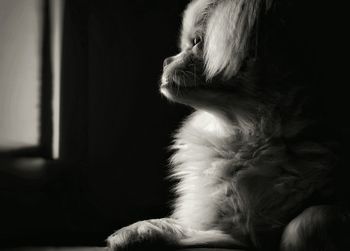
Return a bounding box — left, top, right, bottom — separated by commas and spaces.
0, 0, 64, 169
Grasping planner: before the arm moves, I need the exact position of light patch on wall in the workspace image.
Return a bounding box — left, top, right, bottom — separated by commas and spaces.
51, 0, 64, 159
0, 0, 41, 149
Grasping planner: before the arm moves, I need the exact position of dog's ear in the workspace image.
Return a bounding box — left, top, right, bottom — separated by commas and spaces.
204, 0, 272, 80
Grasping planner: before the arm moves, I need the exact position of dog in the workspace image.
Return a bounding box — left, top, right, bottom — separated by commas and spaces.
107, 0, 349, 250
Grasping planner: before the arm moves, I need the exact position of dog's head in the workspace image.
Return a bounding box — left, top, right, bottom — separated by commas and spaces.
160, 0, 295, 117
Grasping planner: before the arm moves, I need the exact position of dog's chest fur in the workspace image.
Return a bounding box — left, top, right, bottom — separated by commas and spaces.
170, 110, 332, 239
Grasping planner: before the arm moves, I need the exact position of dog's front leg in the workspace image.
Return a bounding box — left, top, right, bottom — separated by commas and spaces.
106, 218, 186, 250
107, 217, 245, 250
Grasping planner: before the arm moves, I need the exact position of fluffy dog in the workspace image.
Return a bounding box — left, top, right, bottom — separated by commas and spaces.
107, 0, 349, 250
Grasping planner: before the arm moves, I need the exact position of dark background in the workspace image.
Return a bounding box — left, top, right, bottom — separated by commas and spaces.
0, 0, 349, 248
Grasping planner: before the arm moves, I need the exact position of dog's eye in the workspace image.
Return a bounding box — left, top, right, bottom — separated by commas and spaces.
193, 37, 202, 46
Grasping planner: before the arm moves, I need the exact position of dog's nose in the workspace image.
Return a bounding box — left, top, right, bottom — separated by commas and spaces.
163, 56, 174, 68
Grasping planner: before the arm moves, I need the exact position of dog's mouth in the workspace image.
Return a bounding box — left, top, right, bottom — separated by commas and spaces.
160, 69, 203, 101
160, 68, 237, 100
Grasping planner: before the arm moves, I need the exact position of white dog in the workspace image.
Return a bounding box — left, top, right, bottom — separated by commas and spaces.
107, 0, 348, 250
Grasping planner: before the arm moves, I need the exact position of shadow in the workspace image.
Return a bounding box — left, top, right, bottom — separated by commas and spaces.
39, 0, 53, 159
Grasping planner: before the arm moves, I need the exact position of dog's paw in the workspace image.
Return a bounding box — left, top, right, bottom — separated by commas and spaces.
106, 219, 181, 251
107, 224, 137, 251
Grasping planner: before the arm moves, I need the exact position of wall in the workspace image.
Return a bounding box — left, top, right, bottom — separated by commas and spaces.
0, 0, 41, 149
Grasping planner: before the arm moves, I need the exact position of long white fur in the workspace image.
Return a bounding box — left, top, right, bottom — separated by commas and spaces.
181, 0, 272, 80
204, 0, 261, 79
170, 111, 240, 230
